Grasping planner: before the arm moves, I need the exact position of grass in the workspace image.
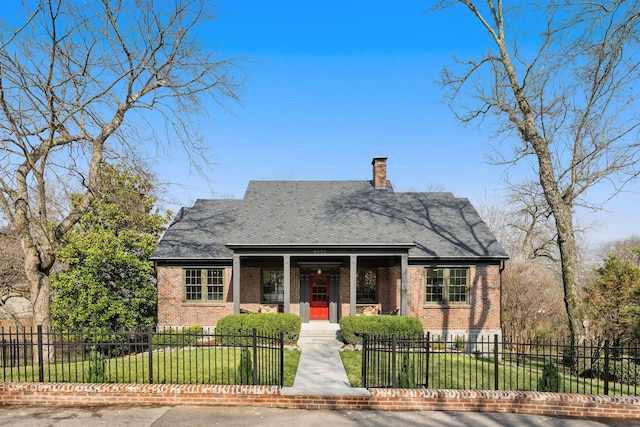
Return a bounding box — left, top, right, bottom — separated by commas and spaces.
339, 349, 640, 395
283, 350, 301, 386
339, 350, 363, 387
0, 347, 301, 387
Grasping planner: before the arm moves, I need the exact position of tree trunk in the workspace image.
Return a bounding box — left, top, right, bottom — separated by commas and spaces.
529, 134, 587, 348
29, 270, 52, 331
21, 237, 55, 363
553, 204, 587, 344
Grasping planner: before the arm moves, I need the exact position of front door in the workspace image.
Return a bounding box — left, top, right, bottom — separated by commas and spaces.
309, 274, 329, 320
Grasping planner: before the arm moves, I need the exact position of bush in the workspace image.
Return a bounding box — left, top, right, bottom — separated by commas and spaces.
152, 325, 203, 346
397, 353, 416, 388
87, 347, 108, 383
338, 315, 424, 345
216, 313, 301, 345
590, 358, 640, 385
235, 348, 254, 385
537, 358, 562, 392
430, 338, 446, 350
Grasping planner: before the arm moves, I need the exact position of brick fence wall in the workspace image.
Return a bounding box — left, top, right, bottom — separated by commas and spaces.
1, 383, 639, 418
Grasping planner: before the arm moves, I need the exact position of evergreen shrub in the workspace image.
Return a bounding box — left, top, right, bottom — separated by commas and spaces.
338, 315, 424, 345
235, 348, 254, 385
216, 313, 301, 345
87, 347, 108, 383
397, 353, 416, 388
537, 358, 563, 392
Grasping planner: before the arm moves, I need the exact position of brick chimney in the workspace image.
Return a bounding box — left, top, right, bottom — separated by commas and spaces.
372, 157, 388, 189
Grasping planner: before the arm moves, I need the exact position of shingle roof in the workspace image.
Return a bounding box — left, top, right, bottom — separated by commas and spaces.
152, 180, 508, 260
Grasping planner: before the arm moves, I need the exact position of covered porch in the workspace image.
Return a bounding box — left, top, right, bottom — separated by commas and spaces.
228, 244, 413, 323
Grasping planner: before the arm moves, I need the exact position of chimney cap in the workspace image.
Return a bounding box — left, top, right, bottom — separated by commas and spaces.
371, 156, 388, 165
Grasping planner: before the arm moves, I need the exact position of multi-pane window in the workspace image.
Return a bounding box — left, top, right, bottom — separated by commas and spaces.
425, 269, 444, 303
262, 269, 284, 303
448, 268, 468, 303
425, 268, 469, 305
185, 269, 203, 301
207, 269, 224, 301
356, 269, 378, 303
184, 268, 225, 302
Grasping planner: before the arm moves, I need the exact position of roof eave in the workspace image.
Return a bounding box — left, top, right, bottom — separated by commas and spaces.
410, 255, 509, 262
225, 242, 417, 250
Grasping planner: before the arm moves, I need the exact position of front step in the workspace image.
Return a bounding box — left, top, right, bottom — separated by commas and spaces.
301, 322, 340, 331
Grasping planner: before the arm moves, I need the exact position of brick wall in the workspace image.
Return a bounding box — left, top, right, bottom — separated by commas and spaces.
2, 383, 639, 419
157, 266, 233, 329
158, 262, 501, 336
408, 264, 502, 337
157, 265, 301, 327
336, 263, 501, 336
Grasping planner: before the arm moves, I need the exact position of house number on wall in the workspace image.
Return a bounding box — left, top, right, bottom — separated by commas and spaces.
313, 249, 327, 254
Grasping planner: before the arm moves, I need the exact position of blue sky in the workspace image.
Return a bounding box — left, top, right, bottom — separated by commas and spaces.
154, 1, 639, 247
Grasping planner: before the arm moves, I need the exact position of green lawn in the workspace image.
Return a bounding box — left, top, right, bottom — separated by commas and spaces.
339, 350, 362, 387
339, 349, 639, 395
1, 348, 301, 387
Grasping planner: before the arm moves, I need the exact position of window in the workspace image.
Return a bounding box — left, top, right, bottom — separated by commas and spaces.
356, 269, 377, 303
262, 269, 284, 303
425, 269, 444, 303
184, 268, 225, 302
207, 269, 225, 301
425, 268, 469, 305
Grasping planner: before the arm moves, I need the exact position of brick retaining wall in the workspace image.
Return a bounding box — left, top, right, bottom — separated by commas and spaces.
1, 383, 639, 418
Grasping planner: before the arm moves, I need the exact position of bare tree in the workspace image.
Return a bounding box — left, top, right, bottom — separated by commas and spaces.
0, 226, 27, 299
477, 190, 567, 340
597, 235, 640, 266
501, 258, 567, 341
434, 1, 640, 346
0, 0, 243, 333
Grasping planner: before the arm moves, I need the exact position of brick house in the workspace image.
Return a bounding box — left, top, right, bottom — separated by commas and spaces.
152, 157, 508, 338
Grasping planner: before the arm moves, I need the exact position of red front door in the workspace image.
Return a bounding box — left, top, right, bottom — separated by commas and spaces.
309, 274, 329, 320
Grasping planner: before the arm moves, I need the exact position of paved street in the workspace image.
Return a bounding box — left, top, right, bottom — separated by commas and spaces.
0, 405, 637, 427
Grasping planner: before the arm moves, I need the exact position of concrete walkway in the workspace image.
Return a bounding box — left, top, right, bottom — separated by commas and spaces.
281, 321, 369, 396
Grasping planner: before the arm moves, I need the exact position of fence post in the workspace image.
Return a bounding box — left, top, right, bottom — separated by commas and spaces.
494, 334, 499, 390
147, 326, 154, 384
604, 339, 610, 395
279, 332, 284, 387
391, 334, 397, 388
425, 331, 430, 389
362, 333, 368, 388
37, 325, 44, 382
252, 328, 258, 385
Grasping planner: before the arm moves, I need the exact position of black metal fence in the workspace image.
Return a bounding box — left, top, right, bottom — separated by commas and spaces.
0, 326, 284, 386
362, 333, 640, 396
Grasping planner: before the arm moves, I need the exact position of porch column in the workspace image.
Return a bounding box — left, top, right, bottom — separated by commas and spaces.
283, 255, 291, 313
400, 253, 408, 316
233, 254, 241, 314
350, 255, 357, 316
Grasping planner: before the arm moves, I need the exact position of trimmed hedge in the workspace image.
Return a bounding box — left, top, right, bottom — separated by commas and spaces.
339, 315, 424, 345
216, 313, 301, 345
152, 325, 203, 346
